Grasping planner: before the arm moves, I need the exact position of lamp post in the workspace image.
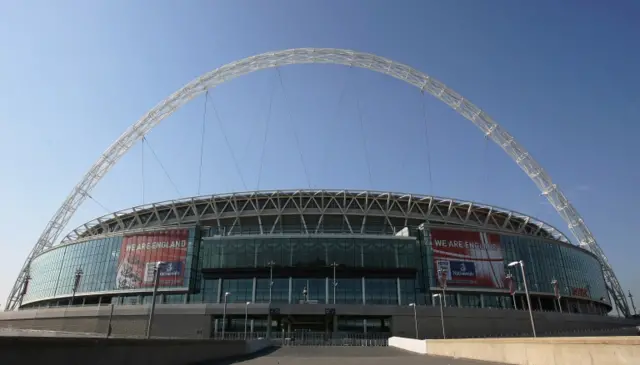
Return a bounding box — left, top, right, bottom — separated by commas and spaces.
408, 303, 418, 339
508, 260, 536, 337
330, 262, 338, 304
551, 279, 562, 313
432, 294, 446, 339
146, 261, 165, 339
244, 301, 251, 339
506, 273, 517, 310
267, 261, 275, 303
69, 267, 84, 307
221, 291, 230, 339
437, 268, 448, 307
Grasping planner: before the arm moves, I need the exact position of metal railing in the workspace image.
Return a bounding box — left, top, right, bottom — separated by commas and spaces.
213, 331, 390, 346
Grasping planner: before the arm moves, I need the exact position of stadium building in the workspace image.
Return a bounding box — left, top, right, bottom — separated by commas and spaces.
7, 189, 624, 339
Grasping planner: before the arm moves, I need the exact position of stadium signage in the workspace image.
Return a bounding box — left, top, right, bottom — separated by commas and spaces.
124, 240, 187, 252
433, 239, 496, 250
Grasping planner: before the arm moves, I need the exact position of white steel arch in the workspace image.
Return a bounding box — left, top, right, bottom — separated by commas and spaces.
5, 48, 630, 315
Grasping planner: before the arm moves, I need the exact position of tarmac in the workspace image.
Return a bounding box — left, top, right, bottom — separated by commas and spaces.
207, 346, 507, 365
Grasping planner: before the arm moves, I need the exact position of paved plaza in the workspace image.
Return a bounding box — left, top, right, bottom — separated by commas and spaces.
209, 346, 506, 365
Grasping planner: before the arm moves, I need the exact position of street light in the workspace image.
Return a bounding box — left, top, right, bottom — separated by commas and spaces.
146, 261, 165, 339
408, 303, 418, 339
69, 267, 84, 307
551, 279, 562, 314
432, 294, 446, 339
244, 301, 251, 339
508, 260, 536, 337
221, 291, 231, 339
330, 262, 339, 304
266, 261, 275, 303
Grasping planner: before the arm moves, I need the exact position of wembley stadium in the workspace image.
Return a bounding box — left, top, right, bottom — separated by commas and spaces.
4, 189, 624, 338
1, 49, 636, 339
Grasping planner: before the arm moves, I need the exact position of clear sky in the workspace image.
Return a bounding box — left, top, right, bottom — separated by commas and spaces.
0, 1, 638, 313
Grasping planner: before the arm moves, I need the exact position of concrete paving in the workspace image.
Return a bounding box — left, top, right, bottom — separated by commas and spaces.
210, 346, 507, 365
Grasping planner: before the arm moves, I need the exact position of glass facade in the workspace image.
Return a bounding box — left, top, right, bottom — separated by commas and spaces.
20, 225, 610, 315
22, 228, 197, 306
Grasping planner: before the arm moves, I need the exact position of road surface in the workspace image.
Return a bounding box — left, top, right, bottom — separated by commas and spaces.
209, 346, 506, 365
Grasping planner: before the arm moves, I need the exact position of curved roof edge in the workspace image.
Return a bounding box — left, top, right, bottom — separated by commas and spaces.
61, 189, 570, 244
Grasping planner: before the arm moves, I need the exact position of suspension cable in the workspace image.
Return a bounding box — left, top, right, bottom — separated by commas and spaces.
86, 193, 111, 214
257, 70, 277, 190
142, 136, 182, 197
421, 93, 434, 194
209, 94, 248, 191
276, 67, 311, 189
320, 67, 352, 188
197, 90, 209, 195
141, 139, 145, 205
354, 91, 374, 189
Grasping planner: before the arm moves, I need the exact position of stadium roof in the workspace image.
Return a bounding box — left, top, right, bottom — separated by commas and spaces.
61, 190, 570, 244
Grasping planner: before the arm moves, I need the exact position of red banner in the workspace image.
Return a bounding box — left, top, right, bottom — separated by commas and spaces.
431, 229, 505, 288
572, 287, 589, 298
116, 229, 189, 289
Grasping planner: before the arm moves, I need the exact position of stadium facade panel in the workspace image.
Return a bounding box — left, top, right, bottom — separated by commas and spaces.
17, 190, 611, 334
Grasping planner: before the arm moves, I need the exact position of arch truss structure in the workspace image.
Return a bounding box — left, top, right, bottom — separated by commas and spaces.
5, 48, 630, 315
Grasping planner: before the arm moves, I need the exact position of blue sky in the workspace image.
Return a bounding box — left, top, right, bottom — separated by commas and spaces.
0, 1, 638, 313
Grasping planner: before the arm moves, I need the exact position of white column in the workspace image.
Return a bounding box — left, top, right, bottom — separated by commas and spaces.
252, 277, 257, 302
362, 277, 366, 304
217, 278, 222, 303
480, 293, 485, 308
325, 277, 329, 304
396, 278, 402, 305
288, 277, 292, 304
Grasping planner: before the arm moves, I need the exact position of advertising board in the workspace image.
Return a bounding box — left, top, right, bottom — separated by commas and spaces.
431, 229, 505, 288
116, 229, 189, 289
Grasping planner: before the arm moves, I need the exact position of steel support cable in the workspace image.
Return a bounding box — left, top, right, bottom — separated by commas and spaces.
319, 68, 352, 188
197, 90, 209, 195
142, 137, 182, 197
420, 93, 434, 194
141, 140, 145, 205
276, 67, 312, 189
7, 49, 628, 315
256, 71, 276, 190
86, 193, 111, 215
354, 92, 374, 189
208, 94, 248, 192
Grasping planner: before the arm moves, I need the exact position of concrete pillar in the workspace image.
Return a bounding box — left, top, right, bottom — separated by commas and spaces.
217, 278, 222, 303
325, 277, 329, 304
252, 277, 257, 302
456, 293, 462, 308
288, 277, 292, 304
363, 319, 367, 334
397, 277, 402, 305
362, 277, 366, 304
480, 293, 485, 308
537, 296, 542, 311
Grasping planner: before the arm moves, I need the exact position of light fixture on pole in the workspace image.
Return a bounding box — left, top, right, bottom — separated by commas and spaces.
330, 262, 338, 304
506, 273, 517, 309
551, 279, 562, 313
244, 301, 251, 339
432, 294, 446, 339
221, 291, 230, 339
146, 261, 165, 339
437, 268, 448, 307
69, 267, 84, 307
267, 261, 275, 303
408, 303, 418, 339
508, 260, 536, 337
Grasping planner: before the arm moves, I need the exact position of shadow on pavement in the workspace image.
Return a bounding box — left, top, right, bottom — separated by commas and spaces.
188, 346, 280, 365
